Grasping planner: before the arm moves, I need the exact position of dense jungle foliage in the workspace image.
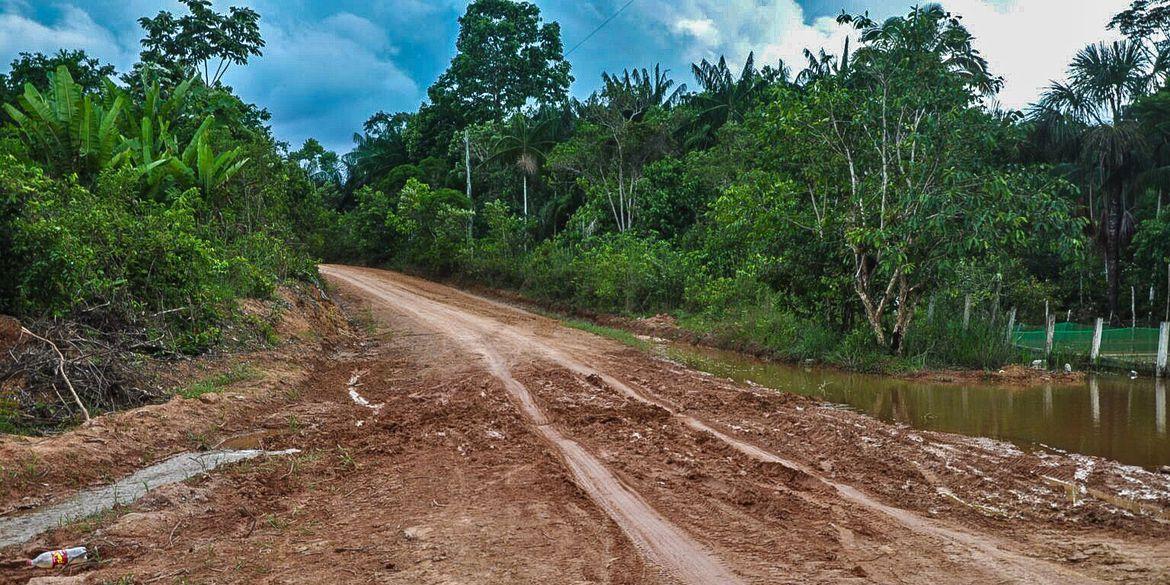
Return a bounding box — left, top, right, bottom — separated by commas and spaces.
6, 0, 1170, 405
317, 0, 1170, 371
0, 2, 327, 353
0, 1, 332, 429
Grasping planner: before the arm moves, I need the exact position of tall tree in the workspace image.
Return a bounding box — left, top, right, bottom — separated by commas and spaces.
754, 5, 1071, 353
418, 0, 571, 159
135, 0, 264, 86
1111, 0, 1170, 86
488, 114, 557, 217
1033, 40, 1160, 317
688, 53, 775, 148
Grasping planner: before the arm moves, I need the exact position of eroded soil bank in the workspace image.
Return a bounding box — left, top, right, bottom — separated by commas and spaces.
2, 265, 1168, 584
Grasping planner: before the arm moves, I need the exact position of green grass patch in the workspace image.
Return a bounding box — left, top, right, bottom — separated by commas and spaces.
558, 317, 652, 351
178, 363, 263, 399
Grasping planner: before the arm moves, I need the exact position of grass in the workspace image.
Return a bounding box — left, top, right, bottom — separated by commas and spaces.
178, 363, 263, 399
560, 317, 652, 351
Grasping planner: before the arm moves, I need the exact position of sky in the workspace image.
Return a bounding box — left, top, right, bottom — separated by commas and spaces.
0, 0, 1131, 153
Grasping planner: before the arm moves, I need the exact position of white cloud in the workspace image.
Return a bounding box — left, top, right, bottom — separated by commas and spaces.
224, 12, 418, 152
0, 4, 134, 69
673, 18, 721, 46
937, 0, 1128, 109
639, 0, 1128, 108
635, 0, 851, 73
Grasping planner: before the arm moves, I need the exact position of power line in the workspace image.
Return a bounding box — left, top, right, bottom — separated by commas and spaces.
566, 0, 636, 56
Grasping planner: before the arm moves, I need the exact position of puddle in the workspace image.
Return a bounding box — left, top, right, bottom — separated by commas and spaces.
661, 343, 1170, 469
0, 449, 297, 548
213, 430, 278, 450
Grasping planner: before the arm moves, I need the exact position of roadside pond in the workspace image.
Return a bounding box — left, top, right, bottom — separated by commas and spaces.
661, 344, 1169, 469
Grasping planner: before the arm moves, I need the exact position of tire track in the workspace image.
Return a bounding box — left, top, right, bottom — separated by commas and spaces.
323, 266, 746, 585
324, 265, 1102, 585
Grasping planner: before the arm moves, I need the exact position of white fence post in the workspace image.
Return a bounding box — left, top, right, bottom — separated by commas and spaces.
963, 294, 972, 330
1045, 314, 1056, 362
1091, 318, 1104, 365
1158, 322, 1169, 378
1005, 308, 1016, 345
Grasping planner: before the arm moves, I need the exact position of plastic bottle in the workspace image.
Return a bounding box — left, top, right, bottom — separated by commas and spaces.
28, 547, 87, 569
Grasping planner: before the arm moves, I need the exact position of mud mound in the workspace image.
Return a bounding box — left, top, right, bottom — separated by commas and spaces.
0, 316, 20, 352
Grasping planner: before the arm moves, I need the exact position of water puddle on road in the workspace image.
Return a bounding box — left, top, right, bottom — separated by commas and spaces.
660, 344, 1169, 469
0, 449, 298, 548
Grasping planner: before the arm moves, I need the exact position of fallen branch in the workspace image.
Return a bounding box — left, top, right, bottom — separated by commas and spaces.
19, 327, 91, 422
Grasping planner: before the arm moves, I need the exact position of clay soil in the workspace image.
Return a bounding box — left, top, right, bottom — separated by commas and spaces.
2, 265, 1169, 584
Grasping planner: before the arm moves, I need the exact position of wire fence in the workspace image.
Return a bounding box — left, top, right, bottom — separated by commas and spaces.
1013, 320, 1168, 373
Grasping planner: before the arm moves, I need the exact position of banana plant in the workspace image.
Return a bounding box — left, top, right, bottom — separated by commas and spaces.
169, 116, 249, 194
2, 66, 128, 177
4, 65, 249, 195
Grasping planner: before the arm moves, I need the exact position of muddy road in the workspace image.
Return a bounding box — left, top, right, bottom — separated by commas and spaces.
3, 265, 1169, 584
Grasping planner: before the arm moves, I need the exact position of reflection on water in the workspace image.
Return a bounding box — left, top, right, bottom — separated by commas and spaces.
662, 344, 1170, 469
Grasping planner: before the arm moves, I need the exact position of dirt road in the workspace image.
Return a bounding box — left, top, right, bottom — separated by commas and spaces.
4, 265, 1169, 584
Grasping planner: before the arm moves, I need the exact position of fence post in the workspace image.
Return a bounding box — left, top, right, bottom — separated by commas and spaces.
1132, 286, 1137, 329
963, 294, 972, 331
1045, 313, 1056, 363
1091, 317, 1104, 365
1158, 322, 1169, 378
1005, 308, 1016, 345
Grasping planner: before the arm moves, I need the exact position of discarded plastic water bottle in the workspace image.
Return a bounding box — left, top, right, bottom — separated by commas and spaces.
29, 547, 86, 568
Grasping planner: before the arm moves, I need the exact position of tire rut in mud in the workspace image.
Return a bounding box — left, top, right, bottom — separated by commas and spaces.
321, 265, 1107, 585
323, 266, 746, 585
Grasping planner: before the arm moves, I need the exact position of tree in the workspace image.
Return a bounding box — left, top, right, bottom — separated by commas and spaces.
1033, 40, 1160, 318
2, 66, 127, 179
388, 179, 473, 272
551, 91, 676, 233
135, 0, 264, 86
1111, 0, 1170, 86
601, 65, 686, 114
419, 0, 571, 158
487, 113, 557, 217
345, 111, 413, 194
752, 6, 1074, 353
291, 139, 344, 187
3, 66, 247, 196
688, 53, 775, 147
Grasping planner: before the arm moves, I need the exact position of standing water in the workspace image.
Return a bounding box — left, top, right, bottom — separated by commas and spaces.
662, 344, 1169, 469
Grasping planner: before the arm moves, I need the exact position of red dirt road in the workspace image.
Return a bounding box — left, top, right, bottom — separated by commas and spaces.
4, 265, 1169, 584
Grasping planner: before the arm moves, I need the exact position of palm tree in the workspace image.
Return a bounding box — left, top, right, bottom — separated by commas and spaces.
601, 64, 686, 113
1033, 40, 1161, 318
344, 111, 412, 193
489, 113, 557, 217
842, 3, 1001, 95
687, 53, 774, 147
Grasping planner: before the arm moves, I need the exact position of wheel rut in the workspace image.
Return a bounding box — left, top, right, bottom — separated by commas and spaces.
322, 265, 1103, 585
323, 266, 746, 585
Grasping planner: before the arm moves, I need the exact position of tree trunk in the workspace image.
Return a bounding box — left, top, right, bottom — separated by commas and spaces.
1106, 186, 1122, 322
522, 175, 528, 217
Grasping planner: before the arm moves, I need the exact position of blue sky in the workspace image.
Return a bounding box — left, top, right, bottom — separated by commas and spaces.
0, 0, 1130, 153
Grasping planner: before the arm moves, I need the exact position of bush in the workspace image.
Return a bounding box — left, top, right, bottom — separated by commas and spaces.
904, 315, 1026, 370
568, 233, 695, 313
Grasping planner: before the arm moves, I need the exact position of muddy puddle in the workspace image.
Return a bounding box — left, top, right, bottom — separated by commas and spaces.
0, 449, 297, 548
661, 344, 1169, 469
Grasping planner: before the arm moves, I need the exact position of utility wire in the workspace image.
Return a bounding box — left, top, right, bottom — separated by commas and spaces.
566, 0, 636, 56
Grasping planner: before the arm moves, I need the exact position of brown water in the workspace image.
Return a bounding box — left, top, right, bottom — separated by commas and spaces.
662, 345, 1170, 469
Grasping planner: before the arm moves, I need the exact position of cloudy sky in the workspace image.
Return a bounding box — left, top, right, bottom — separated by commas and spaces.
0, 0, 1129, 152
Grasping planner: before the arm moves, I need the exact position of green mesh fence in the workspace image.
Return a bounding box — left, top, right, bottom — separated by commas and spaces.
1013, 322, 1163, 363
